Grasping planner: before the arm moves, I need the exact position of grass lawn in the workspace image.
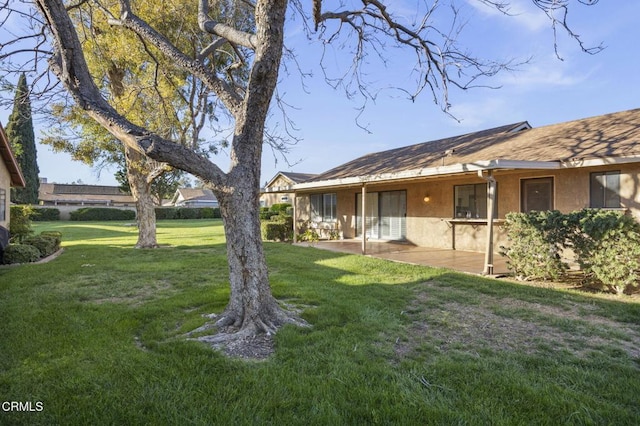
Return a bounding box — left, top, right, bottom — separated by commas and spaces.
1, 220, 639, 425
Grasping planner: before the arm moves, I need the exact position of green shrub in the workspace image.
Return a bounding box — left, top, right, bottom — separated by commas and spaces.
200, 208, 215, 219
261, 215, 293, 242
177, 208, 200, 220
2, 243, 41, 264
22, 235, 59, 258
501, 209, 640, 294
270, 203, 291, 213
31, 208, 61, 221
70, 208, 135, 221
260, 209, 279, 221
9, 205, 34, 242
155, 208, 178, 220
40, 231, 63, 249
298, 228, 320, 244
500, 211, 569, 281
566, 209, 640, 294
155, 207, 222, 220
261, 222, 288, 241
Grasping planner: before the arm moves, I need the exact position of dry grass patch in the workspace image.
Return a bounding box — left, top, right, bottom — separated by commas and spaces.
396, 281, 640, 361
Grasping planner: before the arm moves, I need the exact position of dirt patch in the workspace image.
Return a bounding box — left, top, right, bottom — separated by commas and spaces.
395, 282, 640, 361
211, 331, 275, 360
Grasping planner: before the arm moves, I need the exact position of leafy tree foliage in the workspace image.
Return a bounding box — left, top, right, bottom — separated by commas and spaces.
6, 74, 39, 204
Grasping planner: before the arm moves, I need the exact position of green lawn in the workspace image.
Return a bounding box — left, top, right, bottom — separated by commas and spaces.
1, 220, 639, 425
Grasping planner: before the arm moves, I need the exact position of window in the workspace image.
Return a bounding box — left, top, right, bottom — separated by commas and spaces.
454, 183, 495, 218
280, 195, 289, 202
0, 188, 5, 221
521, 177, 554, 212
310, 193, 337, 222
590, 171, 621, 208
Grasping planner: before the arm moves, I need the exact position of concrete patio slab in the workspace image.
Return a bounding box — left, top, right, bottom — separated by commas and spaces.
295, 240, 510, 276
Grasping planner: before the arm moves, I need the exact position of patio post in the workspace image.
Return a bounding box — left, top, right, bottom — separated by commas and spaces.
361, 183, 367, 255
292, 192, 298, 243
483, 170, 496, 275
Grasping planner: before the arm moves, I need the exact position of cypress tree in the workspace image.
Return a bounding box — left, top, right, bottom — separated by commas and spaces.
7, 73, 39, 204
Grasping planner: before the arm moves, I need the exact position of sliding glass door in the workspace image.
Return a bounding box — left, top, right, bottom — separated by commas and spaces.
356, 190, 406, 240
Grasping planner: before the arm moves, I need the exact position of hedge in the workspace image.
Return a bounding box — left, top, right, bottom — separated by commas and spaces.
2, 231, 63, 265
32, 208, 61, 221
261, 214, 293, 242
2, 244, 41, 264
501, 209, 640, 294
155, 207, 221, 220
70, 208, 136, 221
22, 235, 60, 258
9, 205, 34, 242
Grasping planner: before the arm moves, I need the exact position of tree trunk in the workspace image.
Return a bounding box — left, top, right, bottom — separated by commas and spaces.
215, 186, 289, 335
205, 0, 299, 338
124, 145, 158, 248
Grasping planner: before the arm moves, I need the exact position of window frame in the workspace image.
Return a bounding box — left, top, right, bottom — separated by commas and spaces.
310, 192, 337, 223
0, 188, 5, 222
453, 183, 496, 219
521, 177, 554, 213
590, 171, 621, 209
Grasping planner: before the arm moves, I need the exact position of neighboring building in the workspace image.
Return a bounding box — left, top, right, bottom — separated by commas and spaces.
292, 108, 640, 272
170, 188, 218, 208
260, 171, 317, 208
0, 122, 26, 250
38, 182, 135, 207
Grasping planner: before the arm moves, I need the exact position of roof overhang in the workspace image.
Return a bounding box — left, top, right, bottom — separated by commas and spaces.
0, 122, 26, 188
293, 156, 640, 191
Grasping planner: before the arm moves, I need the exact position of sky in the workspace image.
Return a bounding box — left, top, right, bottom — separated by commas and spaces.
1, 0, 640, 188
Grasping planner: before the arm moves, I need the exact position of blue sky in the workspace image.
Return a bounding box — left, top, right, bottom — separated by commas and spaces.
1, 0, 639, 187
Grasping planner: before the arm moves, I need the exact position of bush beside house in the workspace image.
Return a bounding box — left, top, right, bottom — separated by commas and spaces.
260, 204, 293, 242
501, 209, 640, 294
2, 206, 63, 264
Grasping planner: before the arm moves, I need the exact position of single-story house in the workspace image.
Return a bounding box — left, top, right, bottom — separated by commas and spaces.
291, 108, 640, 273
260, 171, 317, 208
0, 122, 27, 250
38, 181, 135, 207
170, 187, 218, 208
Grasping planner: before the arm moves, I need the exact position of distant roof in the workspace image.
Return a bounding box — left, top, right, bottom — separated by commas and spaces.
43, 183, 126, 195
264, 171, 318, 191
174, 187, 217, 202
0, 122, 26, 188
277, 172, 318, 183
305, 108, 640, 185
39, 182, 134, 203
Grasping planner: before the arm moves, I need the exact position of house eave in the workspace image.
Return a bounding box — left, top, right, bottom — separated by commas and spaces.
0, 122, 27, 188
559, 155, 640, 168
293, 159, 561, 191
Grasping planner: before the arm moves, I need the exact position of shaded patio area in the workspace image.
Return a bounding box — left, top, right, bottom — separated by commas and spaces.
296, 239, 510, 276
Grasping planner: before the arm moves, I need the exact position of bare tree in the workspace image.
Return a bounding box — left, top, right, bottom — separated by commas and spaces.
0, 0, 600, 344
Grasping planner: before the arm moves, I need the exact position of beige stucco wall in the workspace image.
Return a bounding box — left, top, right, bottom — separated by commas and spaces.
297, 163, 640, 253
261, 192, 294, 207
0, 160, 10, 229
261, 175, 295, 207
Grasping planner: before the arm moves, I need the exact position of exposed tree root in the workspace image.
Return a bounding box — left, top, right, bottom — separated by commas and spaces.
185, 302, 310, 360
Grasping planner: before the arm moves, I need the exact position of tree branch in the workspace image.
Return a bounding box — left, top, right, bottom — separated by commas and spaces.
107, 0, 243, 116
198, 0, 258, 49
34, 0, 227, 186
